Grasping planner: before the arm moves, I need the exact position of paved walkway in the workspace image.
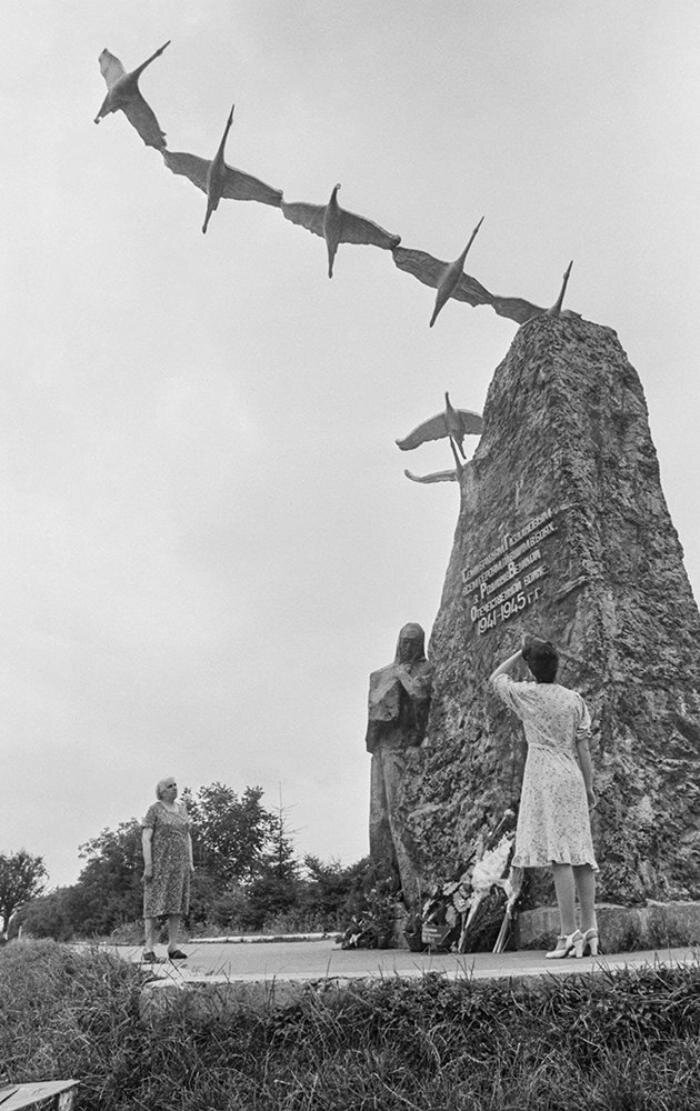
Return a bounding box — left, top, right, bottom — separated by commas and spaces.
106, 937, 699, 986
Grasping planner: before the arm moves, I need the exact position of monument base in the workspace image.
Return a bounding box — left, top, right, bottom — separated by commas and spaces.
391, 901, 419, 950
515, 901, 700, 953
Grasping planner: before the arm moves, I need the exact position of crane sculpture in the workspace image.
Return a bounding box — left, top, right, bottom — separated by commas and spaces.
94, 41, 171, 150
94, 40, 578, 327
392, 217, 485, 327
404, 468, 461, 485
162, 105, 283, 233
396, 393, 483, 482
281, 184, 401, 278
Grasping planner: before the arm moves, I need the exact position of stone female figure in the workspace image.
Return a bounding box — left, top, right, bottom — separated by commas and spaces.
365, 623, 433, 910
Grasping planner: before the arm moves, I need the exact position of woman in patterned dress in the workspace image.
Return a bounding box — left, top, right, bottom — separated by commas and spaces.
141, 776, 194, 963
489, 634, 599, 958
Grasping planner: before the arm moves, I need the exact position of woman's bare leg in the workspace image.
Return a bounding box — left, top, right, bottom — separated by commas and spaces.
551, 863, 577, 935
167, 914, 181, 951
144, 917, 157, 951
573, 864, 597, 932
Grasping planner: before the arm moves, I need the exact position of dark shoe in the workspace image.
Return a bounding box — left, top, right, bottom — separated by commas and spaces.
142, 950, 166, 964
168, 948, 189, 961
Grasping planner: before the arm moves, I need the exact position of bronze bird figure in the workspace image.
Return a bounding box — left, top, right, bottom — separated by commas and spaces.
94, 40, 171, 150
429, 218, 484, 327
281, 184, 401, 277
546, 260, 573, 317
396, 392, 483, 460
492, 260, 574, 326
488, 294, 545, 324
162, 105, 283, 233
392, 219, 484, 327
404, 468, 459, 484
393, 243, 492, 310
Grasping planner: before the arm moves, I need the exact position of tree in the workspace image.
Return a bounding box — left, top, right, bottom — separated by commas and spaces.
244, 807, 300, 929
74, 819, 144, 935
300, 855, 372, 928
20, 886, 83, 941
20, 781, 300, 940
183, 783, 278, 887
0, 850, 47, 928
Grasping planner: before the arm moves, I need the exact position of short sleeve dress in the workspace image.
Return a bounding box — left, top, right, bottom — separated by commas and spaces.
142, 801, 191, 917
491, 674, 598, 870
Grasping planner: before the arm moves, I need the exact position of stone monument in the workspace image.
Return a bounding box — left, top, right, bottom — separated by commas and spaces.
365, 623, 433, 908
397, 314, 700, 923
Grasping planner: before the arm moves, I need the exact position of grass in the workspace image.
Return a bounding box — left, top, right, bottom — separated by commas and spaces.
1, 941, 698, 1109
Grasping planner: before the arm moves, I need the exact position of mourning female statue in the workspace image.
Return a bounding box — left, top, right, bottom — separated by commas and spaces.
365, 623, 433, 907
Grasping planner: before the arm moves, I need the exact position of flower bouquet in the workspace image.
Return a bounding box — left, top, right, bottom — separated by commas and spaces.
457, 808, 521, 953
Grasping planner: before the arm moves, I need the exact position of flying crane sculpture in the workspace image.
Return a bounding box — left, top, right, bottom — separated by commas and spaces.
484, 259, 574, 325
403, 467, 463, 485
539, 260, 573, 320
393, 241, 575, 327
281, 184, 401, 278
397, 393, 483, 483
392, 218, 485, 327
94, 40, 171, 150
162, 105, 283, 233
93, 41, 579, 329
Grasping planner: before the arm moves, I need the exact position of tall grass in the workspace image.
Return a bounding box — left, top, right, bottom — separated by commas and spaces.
1, 941, 698, 1109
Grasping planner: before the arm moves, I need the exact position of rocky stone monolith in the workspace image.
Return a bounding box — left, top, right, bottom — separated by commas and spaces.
399, 314, 700, 908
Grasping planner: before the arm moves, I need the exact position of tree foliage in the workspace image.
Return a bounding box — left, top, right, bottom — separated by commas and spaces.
75, 819, 144, 935
19, 887, 83, 941
0, 850, 47, 927
183, 783, 277, 886
300, 855, 371, 926
18, 785, 367, 939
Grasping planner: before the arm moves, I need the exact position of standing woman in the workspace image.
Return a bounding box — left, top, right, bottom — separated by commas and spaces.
489, 634, 598, 958
142, 776, 194, 962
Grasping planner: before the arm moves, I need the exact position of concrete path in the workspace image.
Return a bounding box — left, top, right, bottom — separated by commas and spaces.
107, 937, 699, 986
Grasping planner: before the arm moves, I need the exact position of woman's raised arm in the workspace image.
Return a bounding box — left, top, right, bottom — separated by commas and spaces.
488, 648, 522, 685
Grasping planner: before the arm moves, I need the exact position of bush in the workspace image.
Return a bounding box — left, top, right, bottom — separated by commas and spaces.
300, 855, 372, 930
108, 920, 144, 945
206, 885, 251, 931
20, 888, 82, 941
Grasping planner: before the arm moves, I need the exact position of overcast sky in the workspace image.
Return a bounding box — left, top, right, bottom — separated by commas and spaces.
2, 1, 699, 889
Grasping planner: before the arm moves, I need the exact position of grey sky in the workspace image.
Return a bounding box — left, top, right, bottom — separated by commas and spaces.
2, 1, 699, 888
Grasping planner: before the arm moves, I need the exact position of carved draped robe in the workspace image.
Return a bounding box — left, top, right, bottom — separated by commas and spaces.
365, 633, 432, 908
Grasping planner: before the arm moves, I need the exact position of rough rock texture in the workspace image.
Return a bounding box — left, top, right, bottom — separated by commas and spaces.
516, 900, 700, 952
398, 315, 700, 908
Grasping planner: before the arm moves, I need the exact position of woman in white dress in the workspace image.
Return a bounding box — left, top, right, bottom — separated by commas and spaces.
489, 634, 598, 958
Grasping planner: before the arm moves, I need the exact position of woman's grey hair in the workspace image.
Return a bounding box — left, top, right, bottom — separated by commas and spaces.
155, 776, 176, 800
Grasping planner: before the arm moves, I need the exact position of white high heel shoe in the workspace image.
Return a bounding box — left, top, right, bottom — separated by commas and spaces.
579, 928, 599, 956
545, 929, 583, 959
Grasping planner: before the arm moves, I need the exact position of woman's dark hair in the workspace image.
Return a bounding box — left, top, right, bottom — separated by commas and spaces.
522, 637, 558, 683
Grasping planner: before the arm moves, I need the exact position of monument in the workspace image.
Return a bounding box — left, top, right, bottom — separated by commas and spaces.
365, 623, 433, 908
94, 48, 698, 940
394, 314, 700, 928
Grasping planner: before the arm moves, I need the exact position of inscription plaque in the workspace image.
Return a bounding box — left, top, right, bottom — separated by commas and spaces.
462, 507, 559, 635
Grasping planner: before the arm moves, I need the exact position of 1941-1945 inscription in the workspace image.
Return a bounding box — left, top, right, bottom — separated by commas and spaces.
462, 506, 559, 635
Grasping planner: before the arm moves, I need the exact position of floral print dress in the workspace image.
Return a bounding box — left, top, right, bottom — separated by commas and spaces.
142, 800, 191, 917
491, 674, 598, 870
